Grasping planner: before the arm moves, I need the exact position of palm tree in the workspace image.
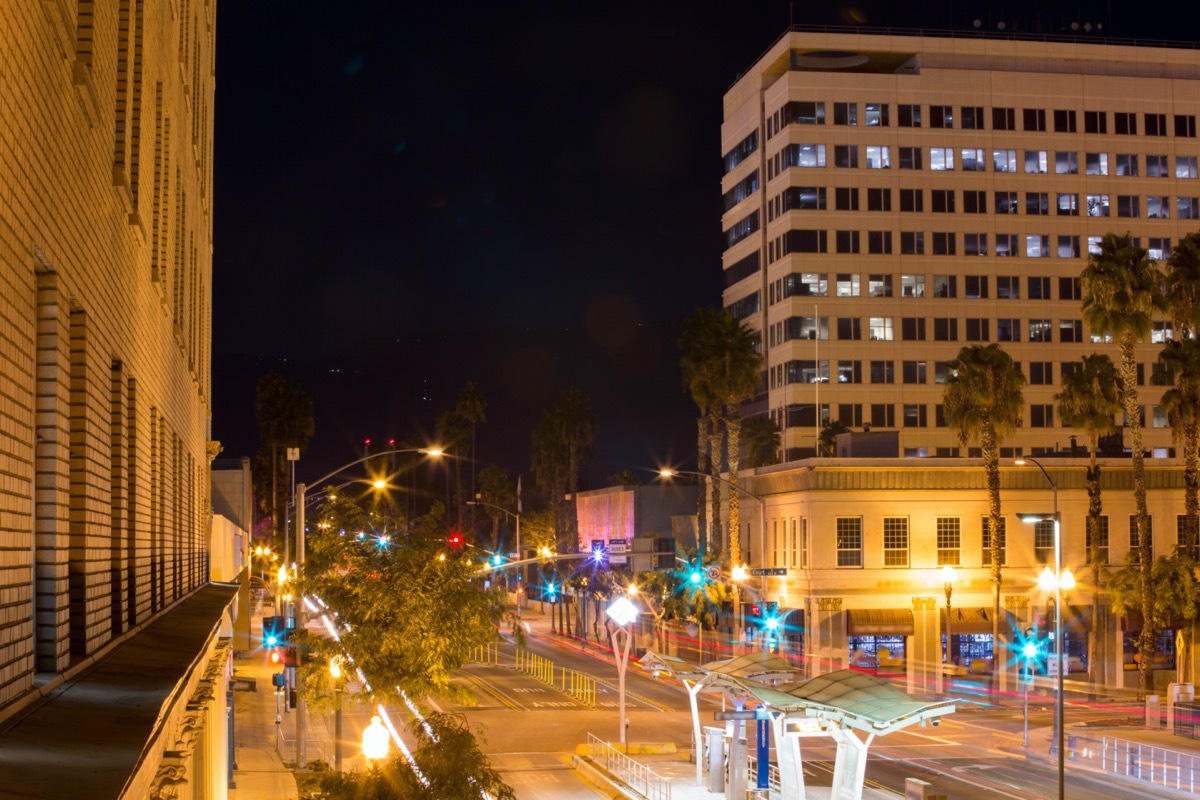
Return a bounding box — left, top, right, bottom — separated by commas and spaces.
1056, 353, 1120, 686
1081, 232, 1166, 695
680, 308, 726, 559
1157, 340, 1200, 556
456, 382, 487, 532
1166, 231, 1200, 336
819, 420, 851, 457
254, 372, 315, 550
742, 414, 781, 469
943, 344, 1025, 687
435, 410, 471, 528
712, 314, 763, 567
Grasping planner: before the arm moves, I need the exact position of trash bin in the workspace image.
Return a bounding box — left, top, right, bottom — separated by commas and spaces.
1067, 735, 1078, 761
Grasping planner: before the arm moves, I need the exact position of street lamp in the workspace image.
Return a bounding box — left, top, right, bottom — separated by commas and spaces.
293, 447, 443, 769
942, 565, 956, 672
607, 595, 640, 747
362, 714, 389, 768
329, 656, 345, 772
1016, 455, 1065, 800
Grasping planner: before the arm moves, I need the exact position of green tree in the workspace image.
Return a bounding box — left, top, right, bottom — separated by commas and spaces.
742, 414, 781, 469
1081, 232, 1166, 694
476, 464, 515, 554
1056, 353, 1120, 686
456, 382, 487, 532
298, 498, 510, 706
607, 468, 642, 486
1108, 553, 1200, 682
818, 420, 851, 457
943, 344, 1025, 686
317, 713, 515, 800
254, 372, 315, 551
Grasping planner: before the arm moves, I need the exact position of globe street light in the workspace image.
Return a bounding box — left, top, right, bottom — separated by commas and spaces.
1016, 454, 1064, 800
362, 714, 390, 768
607, 595, 640, 747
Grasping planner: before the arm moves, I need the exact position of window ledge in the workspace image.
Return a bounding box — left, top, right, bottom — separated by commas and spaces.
71, 61, 100, 128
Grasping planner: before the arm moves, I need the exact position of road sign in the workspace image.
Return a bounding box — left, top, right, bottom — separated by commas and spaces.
749, 567, 788, 577
714, 710, 759, 720
706, 566, 722, 580
591, 539, 605, 551
609, 539, 628, 554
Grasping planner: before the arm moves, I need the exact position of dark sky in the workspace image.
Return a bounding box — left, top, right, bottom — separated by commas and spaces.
211, 1, 1178, 487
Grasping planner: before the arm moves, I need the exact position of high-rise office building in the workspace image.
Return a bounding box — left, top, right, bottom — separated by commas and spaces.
722, 29, 1200, 460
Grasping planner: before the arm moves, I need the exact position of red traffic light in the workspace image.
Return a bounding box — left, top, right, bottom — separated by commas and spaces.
448, 533, 463, 548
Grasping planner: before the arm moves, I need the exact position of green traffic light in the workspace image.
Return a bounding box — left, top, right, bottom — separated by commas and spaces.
689, 571, 702, 585
765, 617, 779, 632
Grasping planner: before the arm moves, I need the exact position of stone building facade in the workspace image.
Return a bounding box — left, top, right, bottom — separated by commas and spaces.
0, 2, 227, 797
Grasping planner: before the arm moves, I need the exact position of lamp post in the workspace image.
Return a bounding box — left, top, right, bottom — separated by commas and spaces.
942, 565, 956, 673
293, 447, 443, 769
607, 595, 640, 747
329, 656, 345, 772
1022, 640, 1037, 747
1016, 455, 1064, 800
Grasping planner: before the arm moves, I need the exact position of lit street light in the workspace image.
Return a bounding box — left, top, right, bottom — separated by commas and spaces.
1016, 454, 1065, 800
606, 595, 640, 746
329, 656, 345, 772
362, 714, 390, 767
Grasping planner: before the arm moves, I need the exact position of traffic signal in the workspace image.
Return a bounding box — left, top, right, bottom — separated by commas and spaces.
688, 561, 703, 585
448, 532, 463, 549
492, 553, 504, 567
262, 615, 295, 665
546, 582, 557, 603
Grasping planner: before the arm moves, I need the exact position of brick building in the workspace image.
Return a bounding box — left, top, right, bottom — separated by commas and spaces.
0, 3, 233, 798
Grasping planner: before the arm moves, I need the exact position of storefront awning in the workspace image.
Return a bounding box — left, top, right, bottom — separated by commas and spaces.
847, 608, 914, 636
778, 607, 804, 634
939, 607, 1019, 635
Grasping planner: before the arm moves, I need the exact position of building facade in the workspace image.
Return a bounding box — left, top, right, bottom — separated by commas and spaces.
741, 458, 1188, 693
722, 29, 1200, 460
0, 2, 226, 797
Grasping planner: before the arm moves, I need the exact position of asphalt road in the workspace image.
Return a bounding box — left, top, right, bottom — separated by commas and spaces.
434, 625, 1177, 800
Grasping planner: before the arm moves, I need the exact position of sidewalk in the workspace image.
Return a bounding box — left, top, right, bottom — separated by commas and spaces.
230, 611, 339, 800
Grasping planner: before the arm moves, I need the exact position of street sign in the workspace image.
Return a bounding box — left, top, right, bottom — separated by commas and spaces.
714, 710, 759, 720
706, 566, 722, 580
749, 567, 788, 577
609, 539, 628, 554
610, 555, 628, 565
591, 539, 605, 551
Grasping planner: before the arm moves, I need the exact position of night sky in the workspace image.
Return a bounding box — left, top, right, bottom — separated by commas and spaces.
211, 1, 1184, 488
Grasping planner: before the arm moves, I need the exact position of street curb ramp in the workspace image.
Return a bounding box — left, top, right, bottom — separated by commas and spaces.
570, 755, 643, 800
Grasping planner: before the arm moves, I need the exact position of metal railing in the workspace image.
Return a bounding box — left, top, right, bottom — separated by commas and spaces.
1095, 735, 1200, 795
274, 724, 328, 768
747, 752, 781, 794
586, 733, 672, 800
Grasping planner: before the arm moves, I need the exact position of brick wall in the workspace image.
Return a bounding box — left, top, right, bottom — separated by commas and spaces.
0, 1, 216, 707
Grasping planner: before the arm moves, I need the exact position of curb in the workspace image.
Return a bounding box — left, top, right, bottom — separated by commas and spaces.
575, 742, 678, 756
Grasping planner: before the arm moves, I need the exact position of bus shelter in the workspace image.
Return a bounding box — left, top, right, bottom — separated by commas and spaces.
640, 651, 955, 800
